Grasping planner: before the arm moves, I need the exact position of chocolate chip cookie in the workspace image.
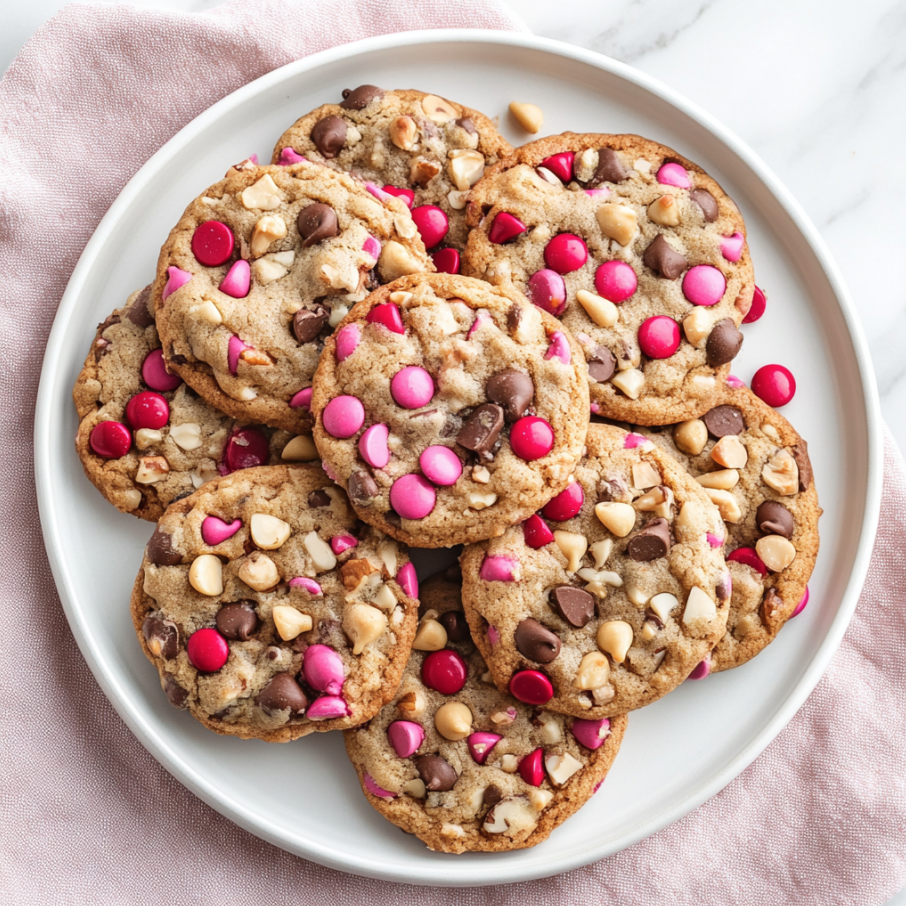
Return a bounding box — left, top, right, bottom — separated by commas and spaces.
462, 133, 754, 424
152, 160, 432, 434
343, 568, 627, 853
460, 423, 731, 719
310, 273, 590, 548
131, 464, 419, 741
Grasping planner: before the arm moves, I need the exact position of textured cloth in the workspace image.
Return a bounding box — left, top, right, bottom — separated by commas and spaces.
1, 2, 905, 904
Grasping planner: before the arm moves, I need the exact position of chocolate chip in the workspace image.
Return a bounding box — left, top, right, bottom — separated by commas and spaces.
702, 405, 745, 438
756, 501, 795, 538
264, 646, 281, 661
348, 471, 379, 506
96, 312, 121, 335
310, 115, 347, 159
126, 285, 155, 327
340, 85, 383, 110
292, 305, 330, 343
482, 784, 503, 807
690, 188, 719, 223
597, 477, 627, 502
438, 610, 470, 643
587, 346, 616, 383
308, 489, 332, 508
590, 147, 628, 185
506, 304, 522, 334
644, 609, 665, 629
760, 587, 784, 628
642, 235, 688, 279
413, 754, 458, 792
514, 618, 561, 664
486, 370, 534, 422
793, 441, 812, 491
455, 116, 477, 135
627, 518, 672, 561
550, 586, 595, 628
705, 319, 744, 366
142, 615, 179, 659
716, 577, 732, 604
257, 673, 308, 716
216, 601, 259, 641
146, 527, 181, 566
297, 203, 339, 248
170, 354, 188, 365
93, 337, 112, 362
163, 675, 188, 709
457, 404, 504, 455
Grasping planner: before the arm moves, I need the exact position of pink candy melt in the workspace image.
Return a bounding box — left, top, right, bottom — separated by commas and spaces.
335, 324, 361, 362
187, 628, 229, 672
688, 659, 711, 681
219, 259, 250, 298
487, 625, 500, 646
571, 717, 610, 750
528, 269, 567, 316
638, 315, 681, 359
161, 266, 192, 302
397, 562, 419, 600
523, 514, 554, 549
289, 387, 313, 410
431, 247, 460, 274
201, 516, 242, 546
366, 303, 404, 334
141, 349, 182, 392
289, 576, 322, 595
707, 532, 724, 549
278, 147, 305, 165
306, 696, 350, 720
594, 260, 638, 303
467, 311, 490, 338
467, 731, 502, 765
191, 220, 234, 267
752, 364, 796, 407
391, 366, 435, 409
421, 649, 467, 695
682, 265, 727, 307
389, 474, 436, 520
510, 417, 554, 461
720, 232, 745, 262
358, 423, 390, 468
361, 235, 381, 260
381, 185, 414, 207
329, 535, 358, 555
365, 182, 391, 202
303, 644, 345, 696
125, 391, 169, 430
510, 671, 553, 706
623, 433, 648, 449
544, 233, 588, 274
89, 421, 131, 459
728, 546, 768, 577
479, 555, 519, 582
542, 482, 584, 521
322, 395, 365, 438
726, 374, 746, 389
387, 720, 425, 758
411, 205, 449, 249
657, 162, 691, 188
488, 211, 526, 244
364, 773, 397, 799
791, 586, 810, 618
539, 151, 574, 182
744, 285, 767, 324
545, 331, 571, 364
419, 445, 462, 486
227, 335, 248, 375
224, 427, 269, 472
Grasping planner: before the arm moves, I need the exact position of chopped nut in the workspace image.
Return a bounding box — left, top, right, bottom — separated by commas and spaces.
447, 149, 485, 191
378, 539, 399, 576
703, 487, 743, 523
250, 215, 287, 257
491, 708, 517, 725
763, 424, 781, 442
472, 465, 491, 484
389, 115, 418, 150
468, 490, 498, 510
447, 189, 468, 210
755, 534, 797, 572
188, 554, 223, 596
634, 485, 675, 518
682, 587, 716, 626
397, 689, 427, 718
378, 240, 425, 281
589, 539, 613, 569
538, 713, 562, 745
611, 368, 645, 399
595, 501, 636, 537
240, 174, 282, 210
697, 469, 740, 490
344, 603, 387, 655
577, 567, 622, 598
240, 348, 274, 367
272, 605, 312, 640
509, 101, 543, 133
238, 551, 280, 591
373, 584, 397, 611
596, 621, 634, 663
339, 558, 379, 592
169, 422, 201, 451
135, 456, 169, 485
762, 448, 799, 496
122, 489, 142, 510
632, 461, 661, 489
434, 701, 473, 741
500, 754, 519, 773
281, 435, 318, 462
576, 289, 619, 328
553, 530, 588, 572
250, 513, 291, 550
192, 300, 223, 324
575, 148, 599, 182
596, 204, 638, 247
536, 166, 562, 187
409, 157, 442, 186
388, 291, 413, 305
441, 823, 465, 839
422, 94, 457, 123
648, 194, 681, 226
304, 531, 337, 572
626, 586, 651, 607
545, 752, 584, 786
135, 428, 163, 450
528, 789, 555, 811
575, 651, 611, 690
711, 435, 748, 469
674, 418, 708, 454
413, 618, 447, 652
682, 308, 714, 348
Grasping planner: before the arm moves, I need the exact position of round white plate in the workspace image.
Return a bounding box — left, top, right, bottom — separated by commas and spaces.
35, 30, 882, 886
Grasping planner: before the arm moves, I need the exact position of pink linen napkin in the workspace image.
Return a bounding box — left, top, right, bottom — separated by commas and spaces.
2, 2, 905, 903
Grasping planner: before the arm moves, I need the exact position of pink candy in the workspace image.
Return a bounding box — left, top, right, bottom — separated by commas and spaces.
191, 220, 234, 267
519, 749, 545, 787
720, 232, 745, 262
509, 671, 553, 706
467, 731, 502, 765
323, 395, 365, 438
219, 259, 250, 298
201, 516, 242, 546
657, 162, 691, 188
744, 285, 767, 324
362, 235, 381, 261
358, 423, 390, 468
752, 364, 796, 407
303, 644, 345, 695
488, 625, 500, 646
431, 247, 460, 275
161, 266, 192, 302
277, 147, 305, 165
638, 315, 681, 359
289, 387, 313, 410
387, 720, 425, 758
544, 233, 588, 274
389, 474, 436, 520
522, 514, 554, 549
479, 555, 519, 582
411, 205, 449, 249
335, 324, 361, 362
227, 335, 249, 375
726, 374, 746, 389
571, 717, 610, 750
365, 183, 392, 203
791, 586, 810, 618
542, 481, 584, 521
421, 649, 467, 695
364, 773, 397, 799
381, 185, 414, 208
488, 211, 526, 244
688, 659, 711, 681
125, 391, 169, 430
396, 562, 419, 600
141, 349, 182, 392
544, 330, 571, 364
390, 366, 434, 409
623, 433, 649, 449
594, 260, 637, 303
223, 426, 269, 471
306, 696, 350, 720
682, 265, 727, 307
330, 534, 358, 555
187, 628, 229, 672
528, 269, 567, 316
419, 445, 462, 486
728, 546, 768, 577
706, 532, 724, 549
366, 302, 404, 334
539, 152, 575, 183
89, 421, 131, 459
289, 576, 322, 595
467, 310, 490, 338
510, 416, 554, 461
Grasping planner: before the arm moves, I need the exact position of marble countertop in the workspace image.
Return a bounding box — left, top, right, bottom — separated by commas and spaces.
3, 0, 903, 900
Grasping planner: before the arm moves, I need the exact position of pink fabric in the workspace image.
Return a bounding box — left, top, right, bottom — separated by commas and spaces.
1, 2, 905, 903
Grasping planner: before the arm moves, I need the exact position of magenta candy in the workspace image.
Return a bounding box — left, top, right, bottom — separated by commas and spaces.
744, 285, 767, 324
542, 482, 584, 521
323, 395, 365, 438
488, 211, 526, 244
682, 265, 727, 307
289, 387, 313, 410
431, 247, 460, 274
364, 772, 397, 799
419, 445, 462, 486
544, 330, 571, 364
365, 182, 392, 203
656, 162, 691, 188
219, 259, 250, 298
706, 532, 724, 549
391, 366, 434, 409
306, 696, 350, 720
720, 232, 745, 262
539, 151, 575, 183
479, 555, 520, 582
389, 474, 436, 520
142, 349, 182, 392
187, 628, 229, 672
510, 416, 554, 461
335, 324, 361, 362
330, 534, 358, 555
289, 576, 322, 595
227, 335, 249, 375
791, 586, 810, 618
322, 462, 338, 481
594, 260, 638, 303
202, 516, 242, 546
544, 233, 588, 274
527, 269, 567, 317
421, 649, 467, 695
381, 185, 414, 208
728, 546, 767, 577
358, 424, 390, 469
752, 364, 796, 407
488, 625, 500, 646
125, 391, 169, 430
303, 644, 345, 695
366, 302, 405, 334
411, 205, 449, 249
509, 671, 553, 706
571, 717, 610, 751
467, 311, 490, 338
162, 266, 192, 302
726, 374, 746, 389
688, 659, 711, 681
387, 720, 425, 758
523, 514, 554, 549
518, 748, 545, 787
585, 187, 610, 198
224, 426, 269, 471
467, 731, 502, 765
638, 315, 681, 359
278, 147, 305, 165
623, 433, 648, 449
89, 421, 131, 459
397, 562, 419, 600
191, 221, 235, 267
362, 235, 381, 260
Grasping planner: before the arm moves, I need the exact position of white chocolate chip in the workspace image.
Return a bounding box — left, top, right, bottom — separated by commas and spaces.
472, 465, 491, 484
447, 189, 468, 210
238, 552, 280, 591
675, 500, 700, 532
281, 435, 318, 462
135, 455, 169, 485
447, 150, 485, 191
402, 778, 426, 799
250, 513, 291, 550
762, 448, 799, 496
122, 489, 143, 510
250, 214, 287, 257
683, 586, 717, 625
596, 204, 638, 247
500, 754, 519, 773
169, 422, 202, 451
434, 701, 472, 741
509, 101, 543, 133
413, 618, 447, 652
577, 567, 623, 598
595, 501, 636, 537
251, 257, 288, 287
538, 713, 562, 745
544, 752, 584, 787
192, 300, 223, 325
527, 789, 554, 811
589, 539, 613, 569
373, 584, 398, 611
422, 94, 457, 123
634, 159, 652, 174
674, 419, 708, 455
649, 592, 679, 622
576, 289, 619, 328
711, 435, 748, 469
575, 651, 611, 690
440, 823, 465, 839
575, 148, 599, 182
393, 212, 418, 240
648, 194, 681, 226
303, 531, 336, 572
468, 491, 498, 511
763, 424, 781, 442
240, 174, 282, 210
553, 530, 588, 572
389, 115, 418, 150
634, 485, 675, 518
389, 291, 413, 305
682, 308, 714, 348
703, 487, 743, 523
756, 535, 797, 572
596, 620, 634, 663
378, 540, 399, 576
611, 368, 645, 400
190, 464, 218, 488
536, 166, 562, 187
379, 241, 425, 281
632, 461, 661, 490
328, 304, 348, 328
483, 797, 537, 835
189, 554, 223, 597
272, 605, 312, 641
626, 586, 651, 607
697, 469, 740, 490
344, 603, 387, 655
641, 621, 658, 642
135, 428, 163, 450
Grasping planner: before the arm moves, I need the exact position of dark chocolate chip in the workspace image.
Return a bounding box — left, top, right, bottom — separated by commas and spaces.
589, 147, 628, 185
486, 370, 534, 422
690, 188, 719, 223
163, 675, 188, 709
642, 235, 688, 280
597, 477, 627, 502
705, 318, 744, 366
455, 116, 477, 135
703, 405, 745, 438
340, 85, 383, 110
310, 115, 347, 159
348, 471, 379, 506
257, 673, 308, 716
549, 586, 595, 628
457, 403, 504, 454
627, 518, 672, 561
297, 203, 339, 248
413, 754, 458, 792
216, 601, 259, 641
793, 441, 812, 491
756, 501, 795, 538
264, 646, 281, 661
514, 618, 561, 664
142, 615, 179, 659
587, 346, 616, 383
292, 305, 330, 343
126, 285, 155, 327
308, 489, 332, 508
482, 784, 503, 807
644, 609, 665, 630
716, 577, 732, 604
146, 527, 182, 566
438, 610, 470, 644
506, 304, 522, 334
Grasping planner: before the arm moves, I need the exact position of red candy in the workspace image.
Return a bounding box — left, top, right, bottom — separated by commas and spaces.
542, 481, 584, 521
523, 514, 554, 548
141, 349, 183, 392
518, 748, 545, 787
510, 417, 554, 461
594, 260, 637, 303
791, 586, 810, 618
421, 649, 467, 695
187, 627, 229, 672
638, 315, 681, 359
89, 421, 131, 459
727, 547, 767, 577
539, 152, 575, 183
744, 285, 767, 324
544, 233, 588, 274
366, 302, 405, 334
410, 205, 449, 249
752, 364, 796, 407
488, 211, 526, 244
125, 391, 169, 430
509, 670, 553, 705
191, 220, 235, 267
223, 426, 270, 472
431, 247, 460, 274
381, 185, 414, 208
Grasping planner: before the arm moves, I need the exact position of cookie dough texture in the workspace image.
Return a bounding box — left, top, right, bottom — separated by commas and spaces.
461, 423, 731, 719
344, 570, 627, 853
311, 274, 590, 548
272, 86, 512, 250
73, 287, 297, 521
152, 161, 432, 434
463, 133, 754, 424
638, 385, 821, 672
131, 465, 418, 741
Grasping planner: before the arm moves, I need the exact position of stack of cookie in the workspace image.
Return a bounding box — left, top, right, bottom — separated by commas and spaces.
72, 85, 820, 854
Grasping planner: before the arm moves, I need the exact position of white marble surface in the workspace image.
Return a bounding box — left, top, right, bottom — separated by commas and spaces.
2, 0, 903, 900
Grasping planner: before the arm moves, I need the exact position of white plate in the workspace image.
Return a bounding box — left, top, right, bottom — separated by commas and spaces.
35, 30, 882, 886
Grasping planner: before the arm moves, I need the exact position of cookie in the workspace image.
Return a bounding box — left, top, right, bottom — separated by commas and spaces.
73, 288, 315, 521
131, 464, 419, 741
310, 273, 590, 548
462, 133, 754, 424
460, 423, 731, 719
271, 86, 512, 258
636, 383, 820, 673
152, 160, 433, 434
343, 568, 627, 853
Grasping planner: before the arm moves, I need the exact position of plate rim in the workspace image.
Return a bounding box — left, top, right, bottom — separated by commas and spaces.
34, 28, 884, 886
